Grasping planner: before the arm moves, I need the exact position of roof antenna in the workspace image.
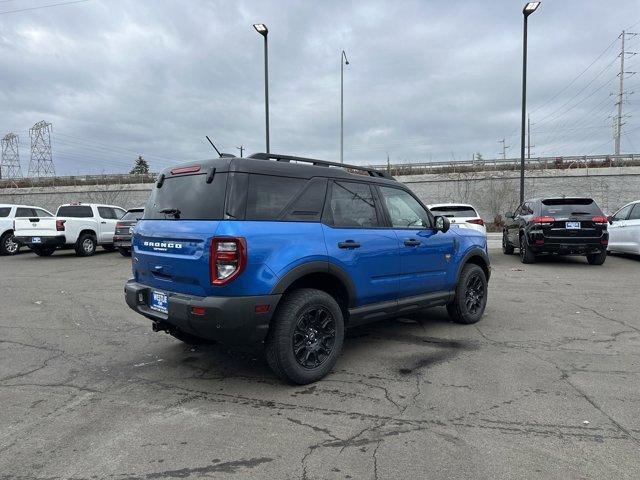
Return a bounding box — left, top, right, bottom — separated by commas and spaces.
206, 136, 223, 158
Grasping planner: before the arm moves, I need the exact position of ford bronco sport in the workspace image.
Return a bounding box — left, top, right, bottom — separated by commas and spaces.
125, 153, 490, 384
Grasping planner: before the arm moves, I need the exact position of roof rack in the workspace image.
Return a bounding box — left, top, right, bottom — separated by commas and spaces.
248, 152, 394, 179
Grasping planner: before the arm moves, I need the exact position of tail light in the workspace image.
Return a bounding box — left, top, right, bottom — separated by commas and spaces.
210, 237, 246, 286
600, 238, 609, 246
533, 216, 555, 226
116, 223, 124, 230
56, 220, 66, 231
466, 218, 485, 226
592, 216, 608, 226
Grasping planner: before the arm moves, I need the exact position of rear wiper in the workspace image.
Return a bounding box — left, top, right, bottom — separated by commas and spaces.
159, 208, 181, 219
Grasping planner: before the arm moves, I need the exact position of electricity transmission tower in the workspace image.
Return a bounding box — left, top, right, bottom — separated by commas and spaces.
28, 121, 55, 178
1, 133, 23, 179
614, 30, 637, 155
499, 138, 510, 159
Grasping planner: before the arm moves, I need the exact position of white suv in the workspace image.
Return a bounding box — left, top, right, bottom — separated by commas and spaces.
427, 203, 486, 235
0, 204, 54, 255
14, 203, 126, 256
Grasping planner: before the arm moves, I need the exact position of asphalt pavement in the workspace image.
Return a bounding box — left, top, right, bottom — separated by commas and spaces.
1, 247, 639, 479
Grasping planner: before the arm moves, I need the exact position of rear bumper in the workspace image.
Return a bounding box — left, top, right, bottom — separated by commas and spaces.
529, 231, 608, 255
14, 235, 66, 247
113, 235, 132, 248
124, 280, 281, 347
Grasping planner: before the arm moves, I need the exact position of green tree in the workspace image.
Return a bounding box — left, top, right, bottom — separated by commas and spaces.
130, 155, 150, 174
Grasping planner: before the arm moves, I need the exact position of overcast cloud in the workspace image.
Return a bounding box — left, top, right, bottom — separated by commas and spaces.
0, 0, 639, 175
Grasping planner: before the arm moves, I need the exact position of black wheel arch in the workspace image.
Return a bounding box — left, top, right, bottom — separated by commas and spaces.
456, 248, 491, 283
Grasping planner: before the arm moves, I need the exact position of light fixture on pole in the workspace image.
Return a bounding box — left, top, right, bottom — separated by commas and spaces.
519, 2, 540, 204
253, 23, 270, 153
340, 50, 349, 164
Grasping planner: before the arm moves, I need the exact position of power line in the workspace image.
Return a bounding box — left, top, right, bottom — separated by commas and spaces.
0, 0, 92, 15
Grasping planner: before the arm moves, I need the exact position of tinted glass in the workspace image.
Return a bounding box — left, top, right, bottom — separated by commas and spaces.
329, 181, 379, 228
121, 210, 144, 221
541, 198, 602, 216
281, 178, 327, 222
57, 205, 93, 218
0, 207, 11, 217
627, 204, 640, 221
613, 204, 633, 221
98, 207, 118, 219
380, 186, 430, 229
34, 209, 52, 217
245, 174, 306, 221
429, 205, 477, 217
144, 173, 227, 220
15, 208, 36, 217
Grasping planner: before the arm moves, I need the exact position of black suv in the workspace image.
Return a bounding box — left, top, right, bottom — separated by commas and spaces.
502, 197, 609, 265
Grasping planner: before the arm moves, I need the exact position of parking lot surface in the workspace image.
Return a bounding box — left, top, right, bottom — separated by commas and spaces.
1, 248, 639, 479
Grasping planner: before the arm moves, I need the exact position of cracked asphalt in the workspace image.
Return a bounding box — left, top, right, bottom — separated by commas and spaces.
1, 248, 639, 479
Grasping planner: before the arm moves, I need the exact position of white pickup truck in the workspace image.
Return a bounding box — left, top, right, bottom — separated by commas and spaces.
0, 204, 55, 255
14, 203, 126, 257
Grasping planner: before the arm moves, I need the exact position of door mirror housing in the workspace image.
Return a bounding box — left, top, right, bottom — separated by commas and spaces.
434, 215, 450, 233
505, 212, 514, 219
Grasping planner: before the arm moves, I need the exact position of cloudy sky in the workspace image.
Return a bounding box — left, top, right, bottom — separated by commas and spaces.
1, 0, 639, 175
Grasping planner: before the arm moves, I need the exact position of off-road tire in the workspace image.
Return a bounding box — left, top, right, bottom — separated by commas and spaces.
502, 230, 514, 255
519, 233, 536, 264
0, 231, 20, 255
446, 263, 488, 324
586, 250, 607, 265
266, 288, 344, 385
32, 246, 56, 257
75, 233, 97, 257
118, 247, 131, 257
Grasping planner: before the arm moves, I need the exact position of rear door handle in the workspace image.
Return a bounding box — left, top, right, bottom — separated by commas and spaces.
338, 240, 361, 249
100, 221, 107, 224
404, 239, 421, 247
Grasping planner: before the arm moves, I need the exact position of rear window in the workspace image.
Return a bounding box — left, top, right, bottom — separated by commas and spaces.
541, 198, 602, 216
429, 205, 477, 217
0, 207, 11, 217
121, 209, 144, 221
57, 205, 93, 218
144, 173, 228, 220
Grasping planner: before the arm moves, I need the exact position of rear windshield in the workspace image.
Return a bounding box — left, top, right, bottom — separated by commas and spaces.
57, 205, 93, 218
121, 210, 144, 221
541, 198, 602, 216
0, 207, 10, 217
144, 173, 227, 220
429, 205, 477, 217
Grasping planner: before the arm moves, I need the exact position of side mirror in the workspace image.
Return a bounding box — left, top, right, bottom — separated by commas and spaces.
505, 212, 514, 219
434, 215, 450, 233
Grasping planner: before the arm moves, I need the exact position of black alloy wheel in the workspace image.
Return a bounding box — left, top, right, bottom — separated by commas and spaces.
465, 272, 485, 316
292, 306, 336, 369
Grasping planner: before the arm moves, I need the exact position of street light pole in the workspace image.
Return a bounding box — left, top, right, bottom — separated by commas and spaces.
340, 50, 349, 164
253, 24, 270, 153
520, 2, 540, 204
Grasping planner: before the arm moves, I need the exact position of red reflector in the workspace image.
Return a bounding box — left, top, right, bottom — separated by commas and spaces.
171, 165, 201, 175
191, 306, 206, 316
592, 216, 608, 225
466, 218, 485, 226
255, 304, 270, 314
600, 238, 609, 245
534, 239, 545, 245
56, 219, 66, 231
533, 216, 555, 225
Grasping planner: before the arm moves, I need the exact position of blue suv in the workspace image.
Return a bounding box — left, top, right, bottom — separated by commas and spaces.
125, 153, 490, 384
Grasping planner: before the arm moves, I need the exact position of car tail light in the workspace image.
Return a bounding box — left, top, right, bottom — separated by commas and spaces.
466, 218, 485, 226
600, 238, 609, 246
534, 239, 545, 246
56, 220, 66, 231
116, 223, 125, 230
171, 165, 200, 175
592, 216, 608, 226
533, 216, 555, 226
210, 237, 246, 286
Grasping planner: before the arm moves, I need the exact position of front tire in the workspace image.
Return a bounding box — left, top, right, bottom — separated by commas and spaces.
75, 233, 97, 257
502, 230, 514, 255
519, 233, 536, 264
266, 289, 344, 385
0, 231, 20, 255
586, 250, 607, 265
446, 263, 488, 324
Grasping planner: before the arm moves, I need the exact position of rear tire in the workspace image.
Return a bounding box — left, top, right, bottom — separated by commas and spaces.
446, 263, 488, 324
586, 250, 607, 265
0, 231, 20, 255
32, 246, 56, 257
266, 288, 344, 385
118, 247, 131, 257
519, 233, 536, 264
502, 230, 514, 255
75, 233, 97, 257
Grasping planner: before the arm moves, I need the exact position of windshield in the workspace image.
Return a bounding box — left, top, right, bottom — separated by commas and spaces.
429, 205, 477, 218
541, 198, 602, 216
121, 210, 144, 221
144, 172, 227, 220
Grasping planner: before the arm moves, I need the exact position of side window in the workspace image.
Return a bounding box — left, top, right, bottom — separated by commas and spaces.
281, 178, 327, 222
114, 208, 126, 219
514, 205, 523, 217
98, 207, 117, 220
627, 204, 640, 221
379, 186, 430, 229
328, 181, 379, 228
15, 208, 36, 217
34, 209, 52, 218
245, 174, 306, 220
0, 207, 11, 218
613, 204, 633, 221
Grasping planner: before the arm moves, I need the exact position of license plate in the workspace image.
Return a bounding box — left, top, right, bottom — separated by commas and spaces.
566, 222, 580, 229
32, 237, 41, 244
149, 291, 168, 314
